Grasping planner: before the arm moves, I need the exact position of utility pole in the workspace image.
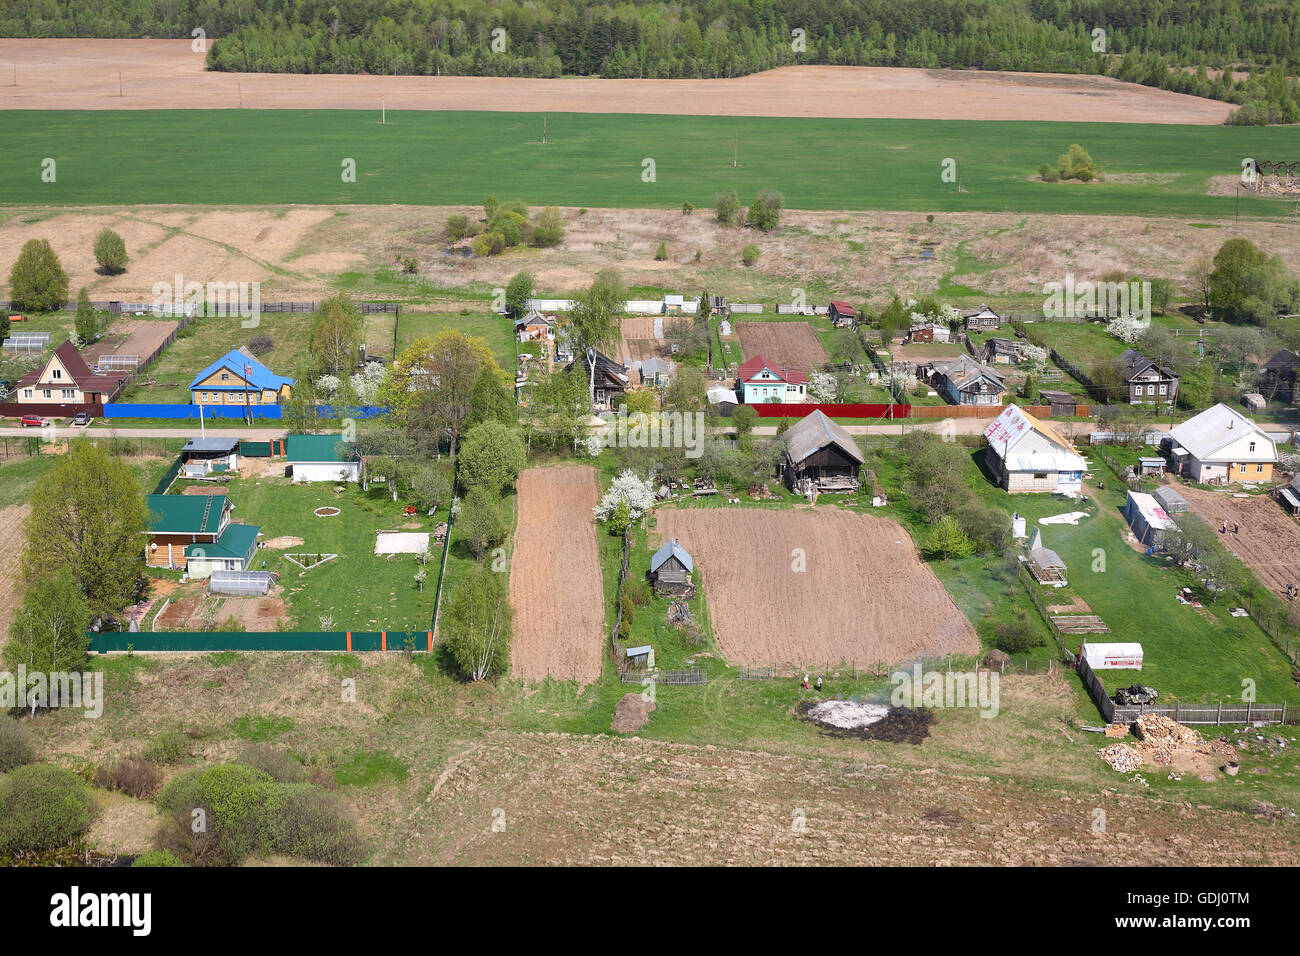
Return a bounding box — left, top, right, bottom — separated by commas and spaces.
236, 78, 243, 108
118, 71, 122, 97
733, 132, 738, 168
542, 114, 547, 145
381, 96, 386, 124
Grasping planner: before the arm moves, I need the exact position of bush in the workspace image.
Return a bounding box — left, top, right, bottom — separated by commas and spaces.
445, 214, 480, 242
247, 331, 274, 355
237, 744, 307, 783
623, 579, 651, 608
0, 717, 34, 772
94, 757, 163, 800
681, 201, 694, 215
0, 764, 94, 854
133, 849, 185, 867
654, 240, 667, 261
471, 231, 505, 257
530, 206, 565, 247
400, 255, 418, 274
258, 783, 367, 865
741, 244, 760, 266
745, 189, 784, 232
156, 764, 273, 866
94, 228, 128, 273
994, 613, 1044, 654
714, 190, 741, 225
144, 727, 190, 765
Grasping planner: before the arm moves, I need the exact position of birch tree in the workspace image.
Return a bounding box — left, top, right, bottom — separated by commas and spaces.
443, 566, 512, 682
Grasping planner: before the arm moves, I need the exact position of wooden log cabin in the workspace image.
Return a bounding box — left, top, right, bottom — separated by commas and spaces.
781, 410, 866, 493
144, 493, 261, 578
649, 538, 693, 592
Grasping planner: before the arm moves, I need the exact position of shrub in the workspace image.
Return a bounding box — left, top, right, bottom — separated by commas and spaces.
94, 228, 129, 273
258, 783, 367, 865
745, 189, 784, 231
994, 613, 1044, 654
247, 331, 274, 355
682, 201, 694, 214
530, 206, 565, 247
156, 763, 274, 866
144, 727, 190, 765
445, 214, 479, 242
654, 241, 667, 261
623, 579, 651, 608
0, 717, 34, 772
471, 231, 505, 257
238, 744, 307, 783
133, 849, 185, 867
741, 244, 760, 266
94, 757, 163, 800
400, 255, 418, 274
714, 190, 741, 225
0, 764, 94, 854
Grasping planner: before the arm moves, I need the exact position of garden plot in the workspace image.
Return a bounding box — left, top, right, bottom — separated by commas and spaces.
735, 321, 827, 376
655, 507, 978, 668
1178, 485, 1300, 598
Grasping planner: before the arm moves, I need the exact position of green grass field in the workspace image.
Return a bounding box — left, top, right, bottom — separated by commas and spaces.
1, 110, 1294, 218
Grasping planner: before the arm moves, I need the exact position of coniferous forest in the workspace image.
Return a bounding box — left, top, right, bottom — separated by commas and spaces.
2, 0, 1298, 123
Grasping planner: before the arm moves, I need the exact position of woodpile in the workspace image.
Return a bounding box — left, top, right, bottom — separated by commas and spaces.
1099, 743, 1142, 771
667, 601, 692, 627
1116, 714, 1241, 769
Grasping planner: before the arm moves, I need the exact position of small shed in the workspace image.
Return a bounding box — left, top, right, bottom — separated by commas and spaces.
181, 436, 241, 475
1137, 457, 1165, 476
1082, 642, 1144, 670
625, 645, 655, 669
1242, 392, 1266, 411
707, 385, 737, 417
649, 538, 693, 589
639, 357, 676, 386
1123, 490, 1179, 548
1153, 486, 1187, 514
1037, 390, 1078, 417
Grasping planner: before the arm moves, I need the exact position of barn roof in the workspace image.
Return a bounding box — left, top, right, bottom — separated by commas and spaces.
147, 493, 227, 534
784, 410, 865, 466
650, 538, 693, 573
829, 300, 856, 314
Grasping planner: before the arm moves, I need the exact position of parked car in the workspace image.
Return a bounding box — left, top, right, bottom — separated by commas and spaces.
20, 414, 46, 427
73, 411, 91, 426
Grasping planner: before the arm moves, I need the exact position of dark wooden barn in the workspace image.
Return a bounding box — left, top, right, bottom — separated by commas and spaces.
781, 410, 866, 493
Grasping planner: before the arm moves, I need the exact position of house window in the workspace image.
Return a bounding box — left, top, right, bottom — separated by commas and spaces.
1146, 384, 1155, 395
1159, 384, 1166, 395
1257, 464, 1264, 473
61, 388, 74, 399
220, 372, 230, 380
1240, 464, 1247, 473
1033, 472, 1047, 480
42, 389, 51, 399
23, 389, 31, 399
51, 369, 61, 380
1249, 441, 1255, 452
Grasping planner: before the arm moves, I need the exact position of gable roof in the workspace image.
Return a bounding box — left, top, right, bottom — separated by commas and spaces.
1168, 403, 1274, 462
933, 354, 1005, 391
187, 522, 260, 560
1117, 348, 1176, 382
784, 409, 866, 466
984, 404, 1085, 472
1264, 349, 1300, 373
566, 349, 628, 386
829, 300, 856, 314
286, 433, 358, 463
959, 304, 1000, 319
736, 354, 809, 386
16, 340, 127, 394
189, 348, 295, 392
650, 538, 693, 573
640, 357, 676, 375
147, 493, 228, 534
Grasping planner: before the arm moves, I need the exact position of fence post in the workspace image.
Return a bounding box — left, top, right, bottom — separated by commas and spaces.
1247, 702, 1252, 722
1217, 700, 1222, 723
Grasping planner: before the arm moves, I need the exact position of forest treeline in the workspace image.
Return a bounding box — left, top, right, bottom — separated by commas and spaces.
2, 0, 1298, 124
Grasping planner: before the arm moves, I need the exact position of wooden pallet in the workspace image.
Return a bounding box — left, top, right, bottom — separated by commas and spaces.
1051, 614, 1110, 634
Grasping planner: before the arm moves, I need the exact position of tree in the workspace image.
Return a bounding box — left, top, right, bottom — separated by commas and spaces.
74, 287, 96, 344
442, 565, 512, 682
23, 442, 149, 621
446, 214, 479, 242
411, 463, 453, 512
1188, 252, 1214, 311
505, 270, 535, 316
878, 296, 909, 343
745, 189, 784, 231
663, 366, 707, 413
731, 404, 757, 447
924, 515, 975, 558
0, 313, 9, 344
4, 569, 91, 696
594, 470, 655, 522
458, 421, 527, 495
1209, 238, 1286, 324
741, 244, 760, 266
309, 294, 361, 374
9, 238, 68, 312
713, 190, 741, 225
563, 269, 624, 367
469, 366, 515, 427
93, 228, 128, 274
808, 371, 837, 403
1056, 143, 1100, 181
457, 487, 508, 561
530, 206, 565, 247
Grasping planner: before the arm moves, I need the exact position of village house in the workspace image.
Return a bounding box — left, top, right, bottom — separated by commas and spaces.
983, 403, 1086, 494
980, 337, 1026, 366
1116, 348, 1178, 405
15, 340, 127, 408
960, 304, 1002, 331
285, 433, 361, 483
648, 538, 693, 594
903, 322, 951, 344
639, 357, 675, 387
1037, 390, 1080, 416
1166, 403, 1277, 484
189, 347, 294, 407
781, 409, 866, 493
735, 355, 807, 404
931, 354, 1006, 406
144, 493, 261, 578
1261, 349, 1300, 403
828, 301, 858, 328
566, 348, 629, 410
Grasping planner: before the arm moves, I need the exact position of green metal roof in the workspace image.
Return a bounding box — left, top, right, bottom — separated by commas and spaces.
147, 494, 227, 534
285, 433, 358, 463
187, 523, 260, 561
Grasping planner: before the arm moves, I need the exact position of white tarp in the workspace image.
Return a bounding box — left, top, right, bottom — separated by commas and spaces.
1083, 643, 1144, 670
1040, 511, 1089, 525
374, 531, 430, 555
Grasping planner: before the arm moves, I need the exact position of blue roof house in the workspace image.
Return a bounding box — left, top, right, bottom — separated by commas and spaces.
189, 348, 295, 407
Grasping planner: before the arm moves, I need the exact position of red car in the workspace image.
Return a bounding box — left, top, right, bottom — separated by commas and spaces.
20, 414, 46, 428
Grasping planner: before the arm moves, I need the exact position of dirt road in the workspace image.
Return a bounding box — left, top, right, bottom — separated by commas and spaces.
0, 40, 1234, 124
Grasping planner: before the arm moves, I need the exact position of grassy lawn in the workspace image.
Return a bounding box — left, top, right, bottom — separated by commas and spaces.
0, 446, 179, 508
2, 111, 1296, 219
168, 474, 440, 631
121, 313, 315, 404
390, 310, 517, 371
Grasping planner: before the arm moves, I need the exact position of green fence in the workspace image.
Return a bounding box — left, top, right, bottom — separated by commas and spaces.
154, 455, 184, 494
88, 630, 433, 652
239, 440, 274, 457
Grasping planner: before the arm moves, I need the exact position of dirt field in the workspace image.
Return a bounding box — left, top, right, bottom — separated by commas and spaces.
655, 507, 979, 667
736, 322, 828, 377
0, 40, 1234, 124
80, 317, 178, 370
0, 504, 30, 647
1177, 485, 1300, 598
509, 466, 606, 684
617, 316, 664, 367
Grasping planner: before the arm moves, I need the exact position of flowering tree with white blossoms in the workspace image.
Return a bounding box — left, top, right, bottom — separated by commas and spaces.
315, 374, 341, 396
808, 371, 837, 403
594, 470, 656, 522
1106, 314, 1147, 344
1021, 343, 1049, 367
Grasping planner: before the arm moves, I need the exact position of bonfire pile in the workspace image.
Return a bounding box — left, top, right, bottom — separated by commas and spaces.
1099, 743, 1142, 772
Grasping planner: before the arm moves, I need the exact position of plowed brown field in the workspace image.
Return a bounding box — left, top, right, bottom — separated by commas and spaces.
655, 507, 978, 667
509, 466, 605, 684
0, 504, 30, 647
1178, 485, 1300, 598
736, 322, 827, 377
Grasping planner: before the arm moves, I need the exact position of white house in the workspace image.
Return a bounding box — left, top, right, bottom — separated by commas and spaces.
1167, 403, 1277, 484
983, 404, 1086, 493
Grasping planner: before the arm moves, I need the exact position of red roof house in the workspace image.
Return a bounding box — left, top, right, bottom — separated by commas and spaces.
15, 340, 127, 407
736, 355, 808, 404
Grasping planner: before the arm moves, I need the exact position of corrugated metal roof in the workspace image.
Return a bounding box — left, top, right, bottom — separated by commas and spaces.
183, 436, 241, 453
650, 538, 693, 573
1168, 403, 1273, 463
147, 493, 227, 534
783, 410, 865, 466
186, 522, 260, 560
286, 433, 358, 463
189, 348, 294, 392
1153, 487, 1187, 512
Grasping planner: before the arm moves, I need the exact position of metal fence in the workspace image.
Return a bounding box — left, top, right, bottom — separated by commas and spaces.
88, 629, 434, 652
1077, 655, 1291, 725
620, 667, 706, 686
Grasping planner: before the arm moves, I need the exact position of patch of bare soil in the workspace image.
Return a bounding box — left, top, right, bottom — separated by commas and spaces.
87, 790, 162, 856
1178, 484, 1300, 598
0, 504, 30, 647
262, 535, 304, 549
654, 507, 979, 667
610, 693, 655, 733
79, 317, 178, 370
508, 466, 605, 684
0, 41, 1233, 124
735, 321, 828, 377
798, 701, 935, 744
